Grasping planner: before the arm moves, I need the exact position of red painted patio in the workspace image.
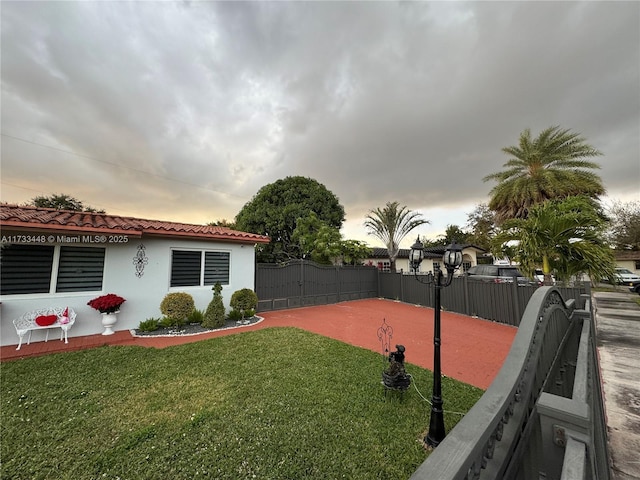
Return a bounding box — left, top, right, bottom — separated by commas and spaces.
0, 299, 517, 389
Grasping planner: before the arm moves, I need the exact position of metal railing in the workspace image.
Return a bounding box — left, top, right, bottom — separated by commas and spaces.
409, 287, 610, 480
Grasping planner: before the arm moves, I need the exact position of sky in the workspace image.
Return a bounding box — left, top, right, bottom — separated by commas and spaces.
1, 1, 639, 248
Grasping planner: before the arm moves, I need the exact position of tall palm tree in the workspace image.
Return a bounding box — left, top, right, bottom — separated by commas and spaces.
364, 201, 429, 272
484, 126, 604, 223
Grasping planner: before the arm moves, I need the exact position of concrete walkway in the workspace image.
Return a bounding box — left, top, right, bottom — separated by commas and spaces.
593, 291, 640, 480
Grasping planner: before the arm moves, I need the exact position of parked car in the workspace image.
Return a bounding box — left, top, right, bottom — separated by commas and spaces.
466, 265, 539, 286
629, 280, 640, 295
603, 268, 640, 285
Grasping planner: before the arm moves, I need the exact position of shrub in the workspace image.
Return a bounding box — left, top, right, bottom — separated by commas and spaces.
230, 289, 258, 319
228, 309, 243, 321
244, 308, 256, 318
160, 292, 195, 327
159, 317, 173, 328
203, 283, 225, 329
188, 309, 204, 324
138, 318, 159, 332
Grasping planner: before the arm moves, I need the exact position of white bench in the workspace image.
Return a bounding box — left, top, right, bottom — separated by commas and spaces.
12, 307, 77, 350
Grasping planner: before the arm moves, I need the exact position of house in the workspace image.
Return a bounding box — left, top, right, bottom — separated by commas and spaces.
0, 204, 269, 347
363, 244, 486, 274
614, 250, 640, 275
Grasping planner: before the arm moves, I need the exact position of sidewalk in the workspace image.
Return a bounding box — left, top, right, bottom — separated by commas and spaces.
0, 298, 517, 390
593, 291, 640, 480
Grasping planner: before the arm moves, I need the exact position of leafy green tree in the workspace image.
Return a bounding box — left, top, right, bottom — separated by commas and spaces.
465, 203, 497, 251
208, 219, 236, 229
291, 212, 342, 264
493, 196, 615, 285
292, 212, 372, 265
235, 177, 345, 263
339, 239, 372, 266
606, 200, 640, 250
438, 225, 472, 246
29, 193, 105, 212
484, 126, 604, 223
364, 201, 429, 272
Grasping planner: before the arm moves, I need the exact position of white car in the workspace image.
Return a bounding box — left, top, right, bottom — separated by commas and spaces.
607, 268, 640, 285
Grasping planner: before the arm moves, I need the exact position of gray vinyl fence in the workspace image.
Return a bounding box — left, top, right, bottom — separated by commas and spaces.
255, 262, 590, 327
255, 260, 378, 312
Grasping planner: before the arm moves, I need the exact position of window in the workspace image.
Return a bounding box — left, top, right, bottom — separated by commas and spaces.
170, 250, 230, 287
377, 261, 390, 273
462, 261, 472, 273
0, 244, 105, 295
56, 246, 105, 292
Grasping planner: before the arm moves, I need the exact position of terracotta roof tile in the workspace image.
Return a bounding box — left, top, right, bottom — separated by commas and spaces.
0, 205, 270, 244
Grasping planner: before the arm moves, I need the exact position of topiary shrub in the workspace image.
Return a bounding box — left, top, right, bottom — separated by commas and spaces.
160, 292, 195, 328
230, 288, 258, 319
202, 282, 225, 329
138, 318, 159, 332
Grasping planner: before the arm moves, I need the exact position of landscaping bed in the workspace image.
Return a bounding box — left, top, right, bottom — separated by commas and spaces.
132, 316, 262, 337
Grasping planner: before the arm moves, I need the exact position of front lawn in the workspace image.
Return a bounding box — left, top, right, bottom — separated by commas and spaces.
1, 327, 482, 479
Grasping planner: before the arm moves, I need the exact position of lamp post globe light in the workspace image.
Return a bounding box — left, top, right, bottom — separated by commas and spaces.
409, 236, 463, 448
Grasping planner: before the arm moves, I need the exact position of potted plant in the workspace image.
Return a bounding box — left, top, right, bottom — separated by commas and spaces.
87, 294, 126, 335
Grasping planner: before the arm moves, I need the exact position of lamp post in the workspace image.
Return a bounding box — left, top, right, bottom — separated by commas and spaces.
409, 236, 463, 448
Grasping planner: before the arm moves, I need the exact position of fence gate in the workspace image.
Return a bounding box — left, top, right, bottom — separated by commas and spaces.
255, 260, 378, 312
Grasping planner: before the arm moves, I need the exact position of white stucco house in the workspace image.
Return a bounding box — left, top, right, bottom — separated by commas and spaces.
0, 204, 270, 347
614, 250, 640, 275
363, 244, 486, 274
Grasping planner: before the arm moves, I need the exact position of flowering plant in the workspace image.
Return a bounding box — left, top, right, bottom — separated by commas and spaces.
87, 294, 126, 314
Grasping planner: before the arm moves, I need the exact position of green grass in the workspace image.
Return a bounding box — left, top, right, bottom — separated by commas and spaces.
1, 327, 482, 479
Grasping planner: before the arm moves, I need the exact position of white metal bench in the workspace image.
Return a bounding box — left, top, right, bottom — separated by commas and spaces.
12, 307, 77, 350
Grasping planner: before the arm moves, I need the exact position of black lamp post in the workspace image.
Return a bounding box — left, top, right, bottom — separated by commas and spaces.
409, 236, 463, 448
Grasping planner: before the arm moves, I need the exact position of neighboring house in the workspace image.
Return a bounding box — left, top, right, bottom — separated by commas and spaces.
614, 250, 640, 275
0, 205, 269, 347
363, 244, 485, 274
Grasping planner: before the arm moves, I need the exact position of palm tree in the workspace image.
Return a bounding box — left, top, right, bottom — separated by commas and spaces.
484, 126, 604, 223
364, 201, 429, 272
493, 196, 615, 285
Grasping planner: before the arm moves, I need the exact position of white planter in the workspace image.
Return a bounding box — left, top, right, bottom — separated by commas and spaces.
101, 312, 119, 335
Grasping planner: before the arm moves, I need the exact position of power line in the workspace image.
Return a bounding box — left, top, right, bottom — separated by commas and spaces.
1, 132, 245, 199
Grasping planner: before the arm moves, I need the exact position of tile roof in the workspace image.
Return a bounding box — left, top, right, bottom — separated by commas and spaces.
0, 205, 270, 244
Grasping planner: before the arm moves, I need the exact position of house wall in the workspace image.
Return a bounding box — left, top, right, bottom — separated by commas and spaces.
0, 237, 257, 347
616, 260, 640, 275
364, 247, 480, 274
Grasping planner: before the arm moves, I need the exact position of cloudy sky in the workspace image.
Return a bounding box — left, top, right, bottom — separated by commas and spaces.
2, 1, 639, 247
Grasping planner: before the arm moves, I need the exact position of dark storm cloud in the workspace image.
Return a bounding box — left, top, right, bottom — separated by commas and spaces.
1, 1, 638, 242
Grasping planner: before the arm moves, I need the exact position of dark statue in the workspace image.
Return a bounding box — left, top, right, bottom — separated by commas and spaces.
382, 344, 411, 391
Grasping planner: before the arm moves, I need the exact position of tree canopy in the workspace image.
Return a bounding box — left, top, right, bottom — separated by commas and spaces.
235, 176, 345, 263
484, 126, 604, 223
364, 201, 428, 272
465, 203, 497, 252
28, 193, 105, 213
606, 200, 640, 251
492, 196, 615, 285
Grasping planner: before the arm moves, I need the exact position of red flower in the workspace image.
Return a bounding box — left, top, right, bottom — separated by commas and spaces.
87, 294, 126, 314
